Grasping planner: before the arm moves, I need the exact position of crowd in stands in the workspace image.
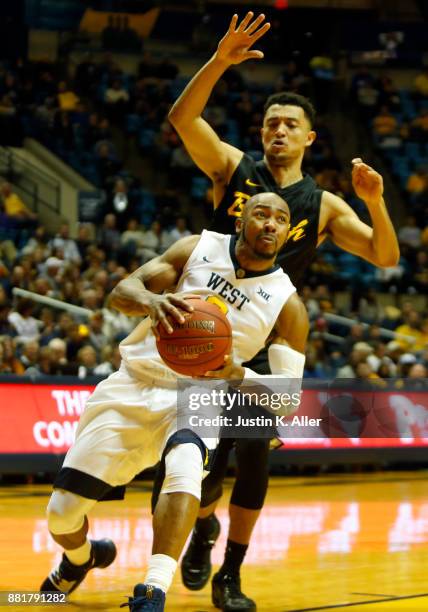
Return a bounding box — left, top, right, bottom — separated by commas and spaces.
351, 65, 428, 287
0, 47, 426, 383
0, 188, 426, 384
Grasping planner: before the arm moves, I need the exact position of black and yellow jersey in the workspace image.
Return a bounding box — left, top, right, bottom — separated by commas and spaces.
210, 154, 323, 288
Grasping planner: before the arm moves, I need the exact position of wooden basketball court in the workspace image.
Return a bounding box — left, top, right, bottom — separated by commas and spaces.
1, 472, 427, 611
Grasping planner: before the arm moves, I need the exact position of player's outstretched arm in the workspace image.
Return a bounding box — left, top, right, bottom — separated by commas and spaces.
109, 235, 200, 329
168, 12, 270, 186
320, 159, 400, 268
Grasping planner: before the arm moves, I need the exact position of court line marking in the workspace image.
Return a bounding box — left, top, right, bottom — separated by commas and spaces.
0, 483, 153, 500
286, 592, 428, 611
350, 593, 395, 598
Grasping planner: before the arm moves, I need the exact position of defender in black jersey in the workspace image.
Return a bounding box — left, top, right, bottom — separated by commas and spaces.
169, 11, 399, 611
211, 154, 322, 290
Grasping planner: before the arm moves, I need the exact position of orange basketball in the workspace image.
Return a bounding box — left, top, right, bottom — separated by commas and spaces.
156, 298, 232, 376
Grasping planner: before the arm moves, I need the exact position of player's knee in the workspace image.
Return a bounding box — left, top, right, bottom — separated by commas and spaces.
47, 489, 87, 535
161, 443, 203, 500
236, 438, 270, 473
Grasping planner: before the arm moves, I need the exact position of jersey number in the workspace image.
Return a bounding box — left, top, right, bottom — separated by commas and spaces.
227, 191, 250, 218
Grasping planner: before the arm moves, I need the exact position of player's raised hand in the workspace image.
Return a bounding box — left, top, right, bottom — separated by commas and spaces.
351, 158, 384, 206
150, 293, 199, 337
215, 12, 271, 66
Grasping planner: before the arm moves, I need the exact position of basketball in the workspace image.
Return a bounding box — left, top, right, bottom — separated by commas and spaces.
156, 298, 232, 376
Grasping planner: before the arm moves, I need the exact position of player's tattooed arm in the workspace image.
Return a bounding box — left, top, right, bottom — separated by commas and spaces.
109, 235, 201, 325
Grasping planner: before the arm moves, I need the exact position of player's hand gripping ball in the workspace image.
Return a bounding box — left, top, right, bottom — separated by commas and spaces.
156, 298, 232, 376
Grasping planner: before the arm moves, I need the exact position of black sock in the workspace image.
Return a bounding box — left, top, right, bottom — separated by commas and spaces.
218, 539, 248, 577
194, 514, 218, 539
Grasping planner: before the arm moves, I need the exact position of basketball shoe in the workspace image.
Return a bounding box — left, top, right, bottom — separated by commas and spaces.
212, 571, 256, 611
181, 514, 221, 590
40, 539, 117, 594
120, 584, 165, 611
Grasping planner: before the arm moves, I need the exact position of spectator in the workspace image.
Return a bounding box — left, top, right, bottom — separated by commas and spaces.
50, 223, 81, 264
169, 216, 191, 244
1, 336, 24, 374
357, 288, 381, 324
0, 338, 12, 373
351, 65, 379, 119
386, 340, 404, 376
35, 96, 57, 129
98, 213, 121, 258
406, 167, 428, 197
341, 323, 364, 356
20, 340, 40, 371
120, 217, 146, 257
377, 76, 401, 111
96, 142, 121, 187
395, 310, 422, 351
65, 323, 87, 364
366, 341, 389, 373
76, 224, 92, 259
408, 363, 427, 378
101, 302, 135, 342
303, 348, 331, 378
414, 66, 428, 99
1, 182, 37, 222
77, 345, 98, 379
82, 247, 106, 283
0, 302, 15, 336
39, 256, 64, 296
21, 225, 50, 257
48, 337, 77, 375
409, 109, 428, 142
372, 105, 398, 138
336, 343, 374, 378
8, 298, 40, 343
0, 238, 17, 265
88, 311, 108, 355
398, 216, 421, 250
24, 345, 53, 377
94, 345, 121, 376
104, 80, 129, 122
109, 178, 134, 227
57, 81, 79, 112
140, 220, 163, 261
38, 307, 56, 339
413, 251, 428, 295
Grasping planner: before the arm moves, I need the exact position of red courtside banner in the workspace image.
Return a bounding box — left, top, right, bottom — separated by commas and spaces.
0, 383, 93, 453
0, 382, 428, 454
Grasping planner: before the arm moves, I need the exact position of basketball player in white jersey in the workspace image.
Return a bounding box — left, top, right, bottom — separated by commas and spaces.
40, 192, 309, 611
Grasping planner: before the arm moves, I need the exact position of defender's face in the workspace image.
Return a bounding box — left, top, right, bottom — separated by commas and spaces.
239, 198, 290, 259
261, 104, 315, 164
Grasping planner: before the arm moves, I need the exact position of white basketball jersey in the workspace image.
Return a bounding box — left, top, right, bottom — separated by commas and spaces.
120, 230, 296, 381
